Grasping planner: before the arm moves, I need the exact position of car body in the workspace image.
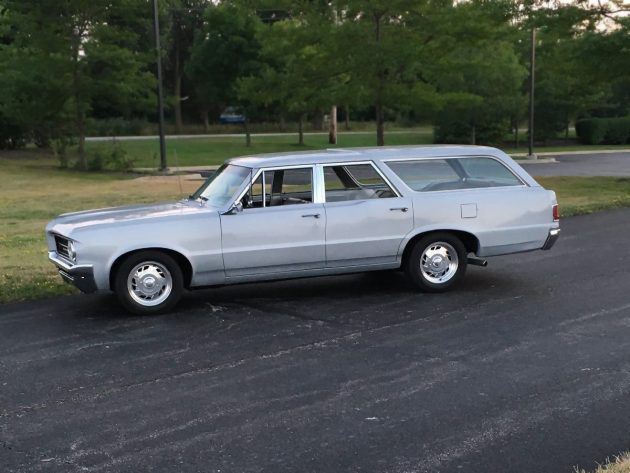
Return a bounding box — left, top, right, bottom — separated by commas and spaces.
46, 145, 560, 313
219, 106, 246, 124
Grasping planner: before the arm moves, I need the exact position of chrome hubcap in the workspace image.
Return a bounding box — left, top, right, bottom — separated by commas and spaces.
127, 261, 172, 307
420, 241, 459, 284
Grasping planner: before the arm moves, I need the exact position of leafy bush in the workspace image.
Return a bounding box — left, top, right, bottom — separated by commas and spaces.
0, 113, 27, 149
576, 117, 630, 144
106, 145, 135, 172
604, 117, 630, 144
434, 115, 506, 146
85, 149, 106, 171
86, 118, 151, 137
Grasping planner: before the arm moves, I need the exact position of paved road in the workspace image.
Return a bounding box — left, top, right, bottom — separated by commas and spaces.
522, 151, 630, 176
2, 210, 630, 473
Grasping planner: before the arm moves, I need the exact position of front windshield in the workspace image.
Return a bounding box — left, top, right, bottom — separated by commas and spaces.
190, 164, 251, 207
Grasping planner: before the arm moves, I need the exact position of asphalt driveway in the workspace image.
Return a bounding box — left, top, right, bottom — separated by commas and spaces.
2, 209, 630, 472
522, 151, 630, 176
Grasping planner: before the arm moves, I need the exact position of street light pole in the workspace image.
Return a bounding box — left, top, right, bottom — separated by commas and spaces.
152, 0, 167, 171
528, 27, 536, 159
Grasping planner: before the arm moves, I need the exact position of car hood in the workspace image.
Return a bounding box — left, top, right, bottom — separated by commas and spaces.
47, 200, 218, 237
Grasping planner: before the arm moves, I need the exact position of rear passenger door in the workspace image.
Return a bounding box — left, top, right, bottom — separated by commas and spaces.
322, 162, 413, 268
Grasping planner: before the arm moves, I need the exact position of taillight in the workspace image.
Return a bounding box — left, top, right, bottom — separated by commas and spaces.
552, 204, 559, 221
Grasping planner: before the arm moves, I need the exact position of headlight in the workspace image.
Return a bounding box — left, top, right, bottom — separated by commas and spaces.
67, 240, 77, 262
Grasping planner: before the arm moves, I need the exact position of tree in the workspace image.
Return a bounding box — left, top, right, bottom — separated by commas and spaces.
186, 2, 261, 134
334, 0, 435, 146
162, 0, 206, 133
237, 4, 340, 145
0, 0, 155, 166
429, 1, 527, 145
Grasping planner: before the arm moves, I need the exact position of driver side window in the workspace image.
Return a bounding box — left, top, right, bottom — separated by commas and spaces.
242, 167, 313, 208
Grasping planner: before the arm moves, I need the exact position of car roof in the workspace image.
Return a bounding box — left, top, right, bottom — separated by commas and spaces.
225, 145, 505, 168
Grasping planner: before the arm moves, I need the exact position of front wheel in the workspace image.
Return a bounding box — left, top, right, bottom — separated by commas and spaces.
405, 233, 467, 292
114, 251, 184, 315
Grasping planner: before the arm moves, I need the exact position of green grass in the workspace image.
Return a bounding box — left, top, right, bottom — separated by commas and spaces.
1, 149, 630, 304
537, 176, 630, 216
86, 129, 434, 168
508, 144, 630, 155
83, 131, 628, 169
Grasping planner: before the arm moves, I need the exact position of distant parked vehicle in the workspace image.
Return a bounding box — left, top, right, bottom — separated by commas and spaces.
219, 106, 246, 124
46, 145, 560, 314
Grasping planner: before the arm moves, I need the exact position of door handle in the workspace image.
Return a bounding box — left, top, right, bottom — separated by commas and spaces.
302, 213, 321, 219
390, 207, 409, 212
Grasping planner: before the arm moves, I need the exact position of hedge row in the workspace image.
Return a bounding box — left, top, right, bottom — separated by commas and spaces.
575, 116, 630, 145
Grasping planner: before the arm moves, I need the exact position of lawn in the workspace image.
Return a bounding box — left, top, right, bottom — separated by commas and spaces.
86, 129, 435, 168
84, 130, 629, 169
1, 149, 630, 304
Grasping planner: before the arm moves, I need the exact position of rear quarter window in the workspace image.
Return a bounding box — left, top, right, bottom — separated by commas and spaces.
386, 157, 523, 192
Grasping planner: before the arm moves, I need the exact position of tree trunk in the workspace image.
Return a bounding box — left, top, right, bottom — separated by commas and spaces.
279, 115, 286, 132
515, 121, 519, 148
201, 107, 209, 133
376, 102, 384, 146
72, 34, 86, 170
244, 118, 251, 147
329, 105, 337, 145
344, 105, 350, 130
565, 121, 570, 143
471, 122, 476, 145
298, 114, 304, 145
174, 50, 183, 134
374, 13, 385, 147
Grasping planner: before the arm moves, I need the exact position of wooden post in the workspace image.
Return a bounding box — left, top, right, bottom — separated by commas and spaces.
329, 105, 337, 144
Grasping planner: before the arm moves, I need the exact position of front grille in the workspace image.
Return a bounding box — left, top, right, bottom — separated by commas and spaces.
55, 235, 71, 260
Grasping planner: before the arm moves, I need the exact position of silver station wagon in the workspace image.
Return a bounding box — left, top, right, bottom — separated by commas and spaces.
47, 146, 560, 314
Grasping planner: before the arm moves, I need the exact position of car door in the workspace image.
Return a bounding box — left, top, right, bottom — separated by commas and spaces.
220, 166, 326, 278
322, 162, 414, 268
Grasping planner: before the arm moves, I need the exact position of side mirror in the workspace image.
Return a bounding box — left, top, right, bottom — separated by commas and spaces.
223, 201, 243, 215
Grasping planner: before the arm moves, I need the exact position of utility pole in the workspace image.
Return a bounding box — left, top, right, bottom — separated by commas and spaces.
528, 27, 536, 159
329, 105, 337, 145
152, 0, 167, 171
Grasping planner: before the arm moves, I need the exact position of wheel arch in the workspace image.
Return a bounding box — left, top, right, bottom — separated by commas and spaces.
400, 229, 480, 267
109, 247, 194, 291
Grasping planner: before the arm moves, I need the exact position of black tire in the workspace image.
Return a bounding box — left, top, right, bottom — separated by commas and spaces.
113, 250, 184, 315
404, 232, 467, 293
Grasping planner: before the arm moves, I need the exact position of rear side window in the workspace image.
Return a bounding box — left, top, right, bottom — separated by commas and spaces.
386, 157, 522, 192
324, 163, 396, 202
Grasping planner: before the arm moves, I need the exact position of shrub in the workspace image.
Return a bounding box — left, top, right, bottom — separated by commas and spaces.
576, 117, 630, 145
86, 117, 151, 137
575, 118, 608, 144
604, 117, 630, 144
434, 115, 506, 146
106, 145, 135, 172
86, 149, 106, 171
0, 113, 27, 149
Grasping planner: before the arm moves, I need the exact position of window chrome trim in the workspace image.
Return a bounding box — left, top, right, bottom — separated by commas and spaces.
320, 160, 402, 202
231, 165, 318, 209
382, 155, 528, 191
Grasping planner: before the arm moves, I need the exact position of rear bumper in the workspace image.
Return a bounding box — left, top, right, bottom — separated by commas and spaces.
48, 252, 97, 293
542, 228, 560, 250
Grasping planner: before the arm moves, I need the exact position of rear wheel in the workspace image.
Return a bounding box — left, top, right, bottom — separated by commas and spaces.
405, 233, 467, 292
114, 251, 183, 315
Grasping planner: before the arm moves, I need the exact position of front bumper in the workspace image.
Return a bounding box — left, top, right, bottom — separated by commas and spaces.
48, 252, 97, 293
542, 228, 560, 250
